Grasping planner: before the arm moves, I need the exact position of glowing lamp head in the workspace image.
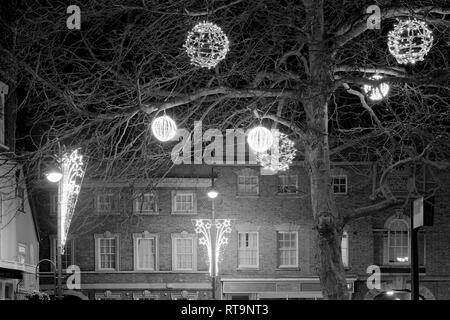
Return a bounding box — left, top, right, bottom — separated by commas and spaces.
46, 169, 63, 183
247, 126, 274, 153
151, 115, 177, 142
363, 74, 390, 101
207, 188, 218, 199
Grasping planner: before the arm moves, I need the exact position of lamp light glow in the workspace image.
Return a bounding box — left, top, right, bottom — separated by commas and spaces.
207, 189, 218, 199
46, 170, 63, 183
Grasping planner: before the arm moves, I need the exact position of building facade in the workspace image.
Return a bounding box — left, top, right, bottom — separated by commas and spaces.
0, 81, 40, 300
34, 161, 450, 300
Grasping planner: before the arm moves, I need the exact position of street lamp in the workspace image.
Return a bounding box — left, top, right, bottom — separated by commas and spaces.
193, 168, 232, 300
44, 148, 85, 301
46, 165, 63, 301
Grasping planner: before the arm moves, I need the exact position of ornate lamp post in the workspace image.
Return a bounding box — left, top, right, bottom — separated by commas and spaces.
193, 168, 232, 299
45, 148, 85, 300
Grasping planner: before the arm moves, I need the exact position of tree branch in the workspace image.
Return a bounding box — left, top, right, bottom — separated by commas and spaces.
333, 6, 450, 48
184, 0, 244, 17
141, 87, 299, 114
333, 65, 408, 77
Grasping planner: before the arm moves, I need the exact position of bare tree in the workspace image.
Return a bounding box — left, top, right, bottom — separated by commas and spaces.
1, 0, 450, 299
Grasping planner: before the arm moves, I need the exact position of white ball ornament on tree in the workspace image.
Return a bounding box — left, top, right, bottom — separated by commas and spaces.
247, 126, 274, 153
388, 18, 433, 65
256, 131, 296, 172
363, 74, 390, 101
183, 21, 230, 69
151, 115, 177, 142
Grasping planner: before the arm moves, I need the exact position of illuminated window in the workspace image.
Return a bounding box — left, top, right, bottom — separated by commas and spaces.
238, 232, 259, 268
278, 232, 298, 267
237, 176, 259, 195
388, 219, 409, 264
332, 175, 347, 194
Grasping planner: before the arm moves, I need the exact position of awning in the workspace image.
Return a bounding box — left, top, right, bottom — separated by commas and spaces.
0, 267, 23, 280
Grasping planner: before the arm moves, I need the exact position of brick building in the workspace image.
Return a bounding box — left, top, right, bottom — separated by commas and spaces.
33, 162, 450, 300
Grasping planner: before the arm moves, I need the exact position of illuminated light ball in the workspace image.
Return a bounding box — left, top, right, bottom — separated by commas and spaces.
247, 126, 274, 153
151, 115, 177, 142
256, 131, 296, 171
183, 21, 230, 69
363, 74, 390, 101
388, 19, 433, 64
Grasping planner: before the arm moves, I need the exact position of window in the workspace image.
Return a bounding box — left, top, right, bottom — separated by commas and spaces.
96, 193, 115, 214
278, 232, 298, 267
134, 235, 157, 271
51, 238, 74, 270
237, 176, 259, 195
278, 175, 298, 194
50, 193, 58, 216
332, 175, 347, 194
387, 219, 409, 264
341, 231, 349, 267
17, 243, 27, 264
172, 235, 197, 271
134, 192, 157, 214
95, 234, 119, 271
17, 187, 24, 212
172, 192, 196, 214
238, 232, 259, 268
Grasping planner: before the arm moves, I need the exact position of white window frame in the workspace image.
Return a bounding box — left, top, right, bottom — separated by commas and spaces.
171, 191, 196, 215
50, 237, 75, 270
133, 192, 158, 214
171, 233, 197, 271
277, 231, 298, 268
341, 231, 349, 268
95, 233, 120, 271
237, 232, 259, 269
387, 219, 410, 265
277, 175, 299, 194
237, 175, 259, 195
332, 175, 348, 195
133, 233, 158, 271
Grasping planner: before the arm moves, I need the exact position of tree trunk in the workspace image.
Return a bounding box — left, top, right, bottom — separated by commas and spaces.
303, 0, 349, 300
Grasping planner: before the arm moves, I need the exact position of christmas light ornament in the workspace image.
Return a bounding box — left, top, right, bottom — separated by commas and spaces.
388, 19, 433, 64
151, 115, 177, 142
256, 131, 296, 171
183, 21, 230, 69
247, 126, 274, 153
363, 74, 390, 101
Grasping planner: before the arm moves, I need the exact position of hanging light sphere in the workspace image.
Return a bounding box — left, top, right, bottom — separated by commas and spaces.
247, 126, 274, 153
256, 131, 296, 171
183, 21, 230, 69
363, 74, 390, 101
151, 115, 177, 142
387, 19, 433, 65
